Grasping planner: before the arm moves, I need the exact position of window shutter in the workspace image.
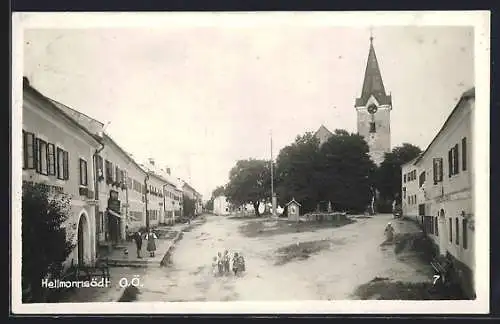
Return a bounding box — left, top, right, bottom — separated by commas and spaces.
433, 159, 437, 184
22, 131, 26, 169
462, 138, 467, 171
448, 150, 453, 177
34, 138, 40, 173
439, 158, 443, 181
454, 144, 459, 174
63, 151, 69, 180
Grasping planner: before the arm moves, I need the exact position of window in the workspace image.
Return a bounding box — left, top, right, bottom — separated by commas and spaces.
47, 143, 56, 175
115, 166, 120, 183
419, 171, 425, 187
462, 137, 467, 171
127, 177, 132, 189
433, 158, 443, 184
455, 217, 459, 245
96, 155, 104, 179
462, 215, 468, 249
57, 148, 64, 179
23, 131, 35, 169
369, 122, 376, 133
449, 144, 460, 176
449, 218, 453, 243
62, 151, 69, 180
402, 187, 406, 199
105, 160, 113, 183
36, 139, 48, 175
79, 159, 88, 186
403, 174, 407, 183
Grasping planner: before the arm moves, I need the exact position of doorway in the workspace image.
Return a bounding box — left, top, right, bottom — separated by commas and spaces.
438, 208, 447, 256
77, 213, 89, 266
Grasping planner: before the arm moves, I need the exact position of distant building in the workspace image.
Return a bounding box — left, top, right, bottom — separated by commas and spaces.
213, 195, 230, 215
182, 181, 203, 216
401, 88, 475, 299
22, 77, 101, 266
314, 35, 392, 166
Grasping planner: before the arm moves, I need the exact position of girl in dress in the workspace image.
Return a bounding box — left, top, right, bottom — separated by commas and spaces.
145, 229, 158, 257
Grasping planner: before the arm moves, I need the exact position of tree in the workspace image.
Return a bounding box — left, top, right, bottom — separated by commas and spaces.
316, 129, 377, 213
204, 199, 214, 212
183, 194, 196, 217
375, 143, 422, 208
22, 182, 76, 303
211, 185, 225, 198
225, 159, 270, 216
275, 132, 321, 213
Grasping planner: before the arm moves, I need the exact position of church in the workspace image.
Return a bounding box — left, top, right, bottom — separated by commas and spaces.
315, 35, 392, 166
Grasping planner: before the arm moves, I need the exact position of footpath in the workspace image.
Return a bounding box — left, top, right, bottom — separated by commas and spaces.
55, 218, 205, 303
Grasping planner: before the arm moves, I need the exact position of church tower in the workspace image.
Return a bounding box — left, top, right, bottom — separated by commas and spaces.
355, 34, 392, 166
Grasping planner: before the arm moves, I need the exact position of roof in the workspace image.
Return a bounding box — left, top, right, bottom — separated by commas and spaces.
413, 87, 475, 165
23, 77, 101, 146
314, 124, 333, 137
401, 155, 420, 168
355, 38, 392, 107
286, 198, 302, 207
103, 134, 148, 175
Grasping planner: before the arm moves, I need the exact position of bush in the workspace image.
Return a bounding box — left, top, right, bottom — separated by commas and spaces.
22, 182, 76, 303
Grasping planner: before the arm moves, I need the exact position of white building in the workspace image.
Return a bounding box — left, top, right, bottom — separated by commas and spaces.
23, 77, 100, 267
401, 88, 475, 299
213, 195, 230, 215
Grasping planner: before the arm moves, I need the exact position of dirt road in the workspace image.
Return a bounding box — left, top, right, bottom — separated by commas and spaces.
135, 214, 433, 301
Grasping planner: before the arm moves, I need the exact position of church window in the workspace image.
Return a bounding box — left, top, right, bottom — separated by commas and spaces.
369, 122, 376, 133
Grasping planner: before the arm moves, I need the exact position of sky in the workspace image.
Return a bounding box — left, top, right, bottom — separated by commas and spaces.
22, 22, 474, 200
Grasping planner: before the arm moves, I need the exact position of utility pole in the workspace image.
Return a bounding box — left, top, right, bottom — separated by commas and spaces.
144, 173, 149, 230
270, 130, 277, 218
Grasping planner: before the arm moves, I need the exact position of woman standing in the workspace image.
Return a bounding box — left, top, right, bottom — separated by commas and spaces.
145, 229, 158, 257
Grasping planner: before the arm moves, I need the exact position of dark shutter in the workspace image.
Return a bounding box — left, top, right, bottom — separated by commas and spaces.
449, 218, 453, 243
433, 159, 438, 184
56, 148, 62, 179
455, 217, 459, 245
34, 138, 40, 173
462, 137, 467, 171
22, 131, 26, 169
462, 218, 467, 249
448, 150, 453, 177
453, 144, 459, 174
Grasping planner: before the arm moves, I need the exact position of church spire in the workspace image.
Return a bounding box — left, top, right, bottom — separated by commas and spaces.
355, 32, 392, 108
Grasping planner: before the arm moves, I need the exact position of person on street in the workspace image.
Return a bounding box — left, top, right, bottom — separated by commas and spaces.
238, 253, 246, 272
232, 252, 240, 275
223, 250, 230, 274
384, 222, 395, 242
217, 252, 224, 275
133, 231, 143, 258
145, 229, 158, 257
211, 256, 218, 277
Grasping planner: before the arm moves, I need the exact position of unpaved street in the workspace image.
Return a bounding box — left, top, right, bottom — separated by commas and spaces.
135, 214, 433, 301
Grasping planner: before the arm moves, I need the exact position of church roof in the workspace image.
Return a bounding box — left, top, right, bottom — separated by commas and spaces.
314, 124, 333, 137
355, 38, 392, 107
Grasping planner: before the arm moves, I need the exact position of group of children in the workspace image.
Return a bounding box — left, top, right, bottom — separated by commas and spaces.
212, 250, 246, 277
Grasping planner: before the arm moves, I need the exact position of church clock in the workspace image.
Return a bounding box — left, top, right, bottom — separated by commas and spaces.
367, 103, 378, 114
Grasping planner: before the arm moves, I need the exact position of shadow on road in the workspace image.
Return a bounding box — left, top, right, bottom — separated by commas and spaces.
274, 239, 346, 266
239, 218, 356, 238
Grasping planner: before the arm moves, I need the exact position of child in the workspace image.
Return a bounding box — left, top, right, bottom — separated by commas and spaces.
211, 256, 218, 276
238, 253, 246, 272
223, 250, 230, 274
217, 252, 224, 275
232, 252, 240, 275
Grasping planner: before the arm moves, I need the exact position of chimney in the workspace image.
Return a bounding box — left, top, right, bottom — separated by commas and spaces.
148, 158, 155, 166
166, 167, 171, 175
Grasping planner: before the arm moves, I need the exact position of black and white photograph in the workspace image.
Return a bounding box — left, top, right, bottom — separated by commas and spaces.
11, 11, 490, 314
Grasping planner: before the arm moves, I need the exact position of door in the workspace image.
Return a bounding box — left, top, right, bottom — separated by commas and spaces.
438, 208, 447, 256
77, 217, 84, 266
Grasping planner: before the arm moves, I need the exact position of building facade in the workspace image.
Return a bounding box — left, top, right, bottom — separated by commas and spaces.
401, 88, 475, 298
182, 181, 202, 216
401, 157, 420, 223
22, 78, 100, 266
213, 195, 230, 216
